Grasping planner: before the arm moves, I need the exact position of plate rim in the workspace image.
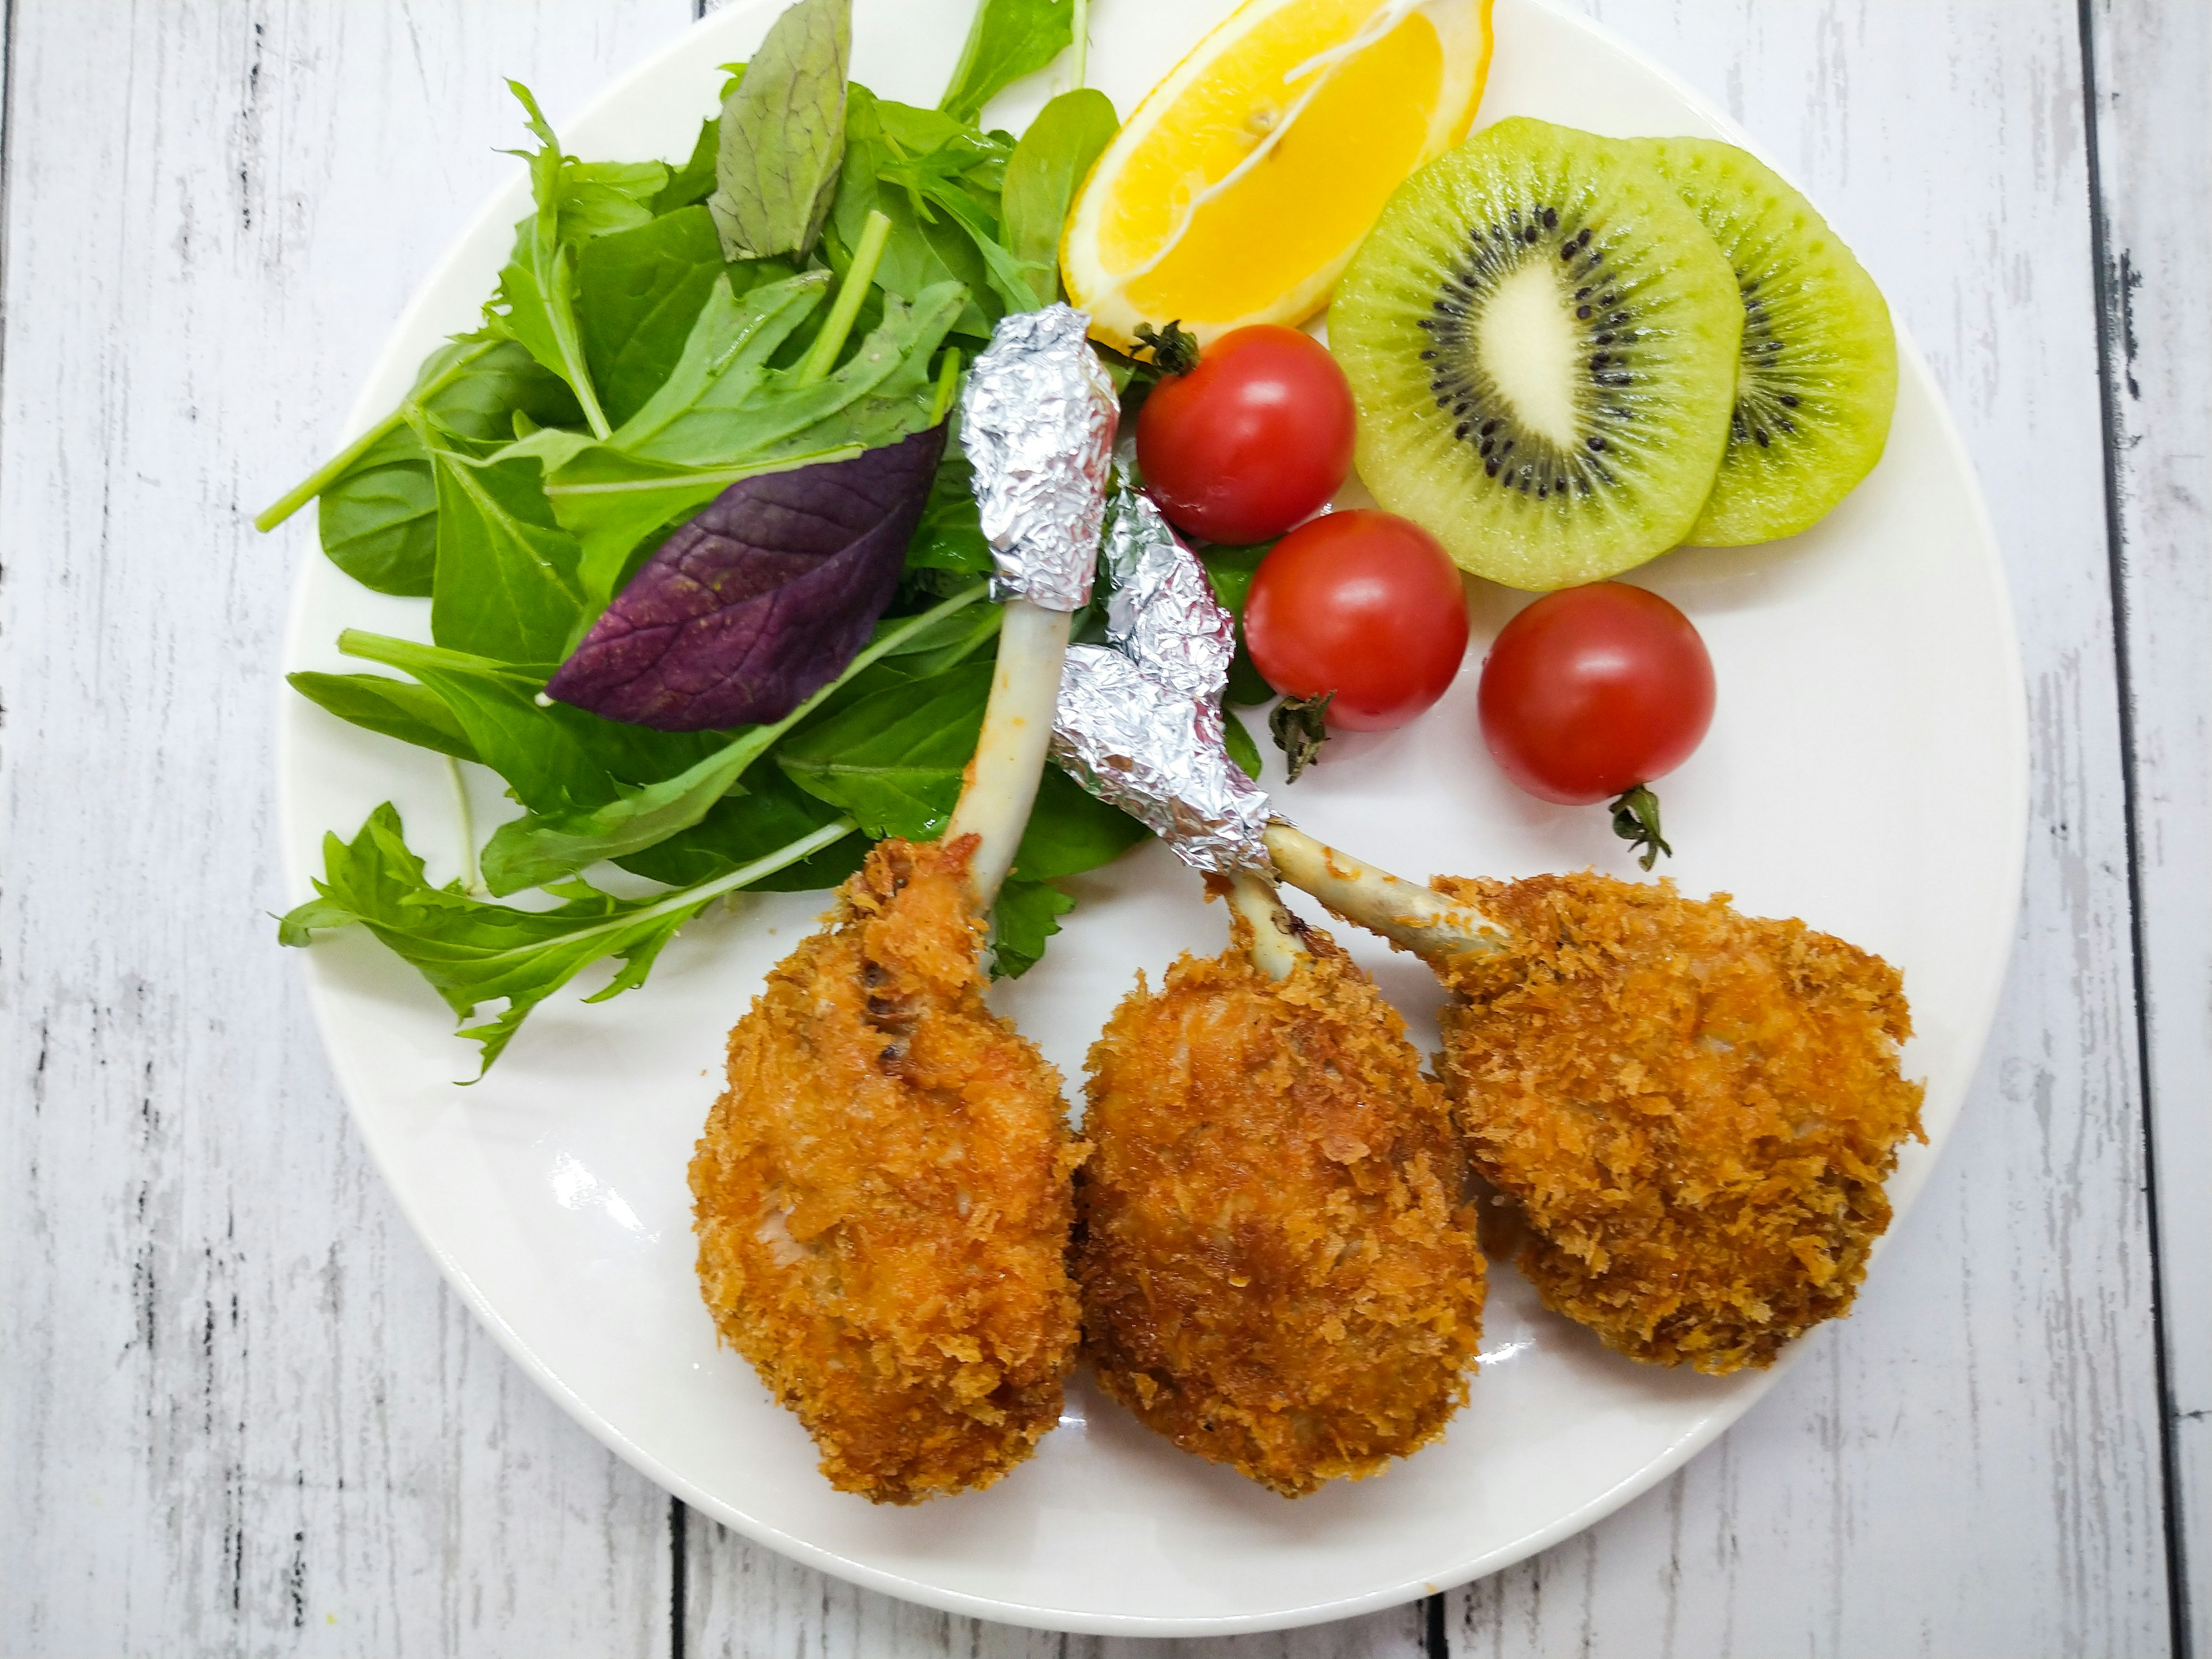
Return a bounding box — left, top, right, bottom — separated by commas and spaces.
274, 0, 2029, 1634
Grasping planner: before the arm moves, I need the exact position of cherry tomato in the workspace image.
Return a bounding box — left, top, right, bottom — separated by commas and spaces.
1243, 510, 1469, 731
1136, 325, 1355, 545
1477, 583, 1715, 805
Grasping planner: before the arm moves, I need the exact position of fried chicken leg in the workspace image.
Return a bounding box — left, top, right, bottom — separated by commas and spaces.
1268, 827, 1925, 1375
691, 835, 1084, 1502
691, 306, 1117, 1501
1078, 877, 1486, 1497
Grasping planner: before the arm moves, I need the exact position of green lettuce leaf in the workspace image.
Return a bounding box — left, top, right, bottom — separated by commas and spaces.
286, 671, 481, 763
1001, 89, 1117, 305
938, 0, 1076, 125
708, 0, 850, 260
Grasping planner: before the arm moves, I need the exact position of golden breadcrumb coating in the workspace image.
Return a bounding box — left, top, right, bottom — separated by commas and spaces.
690, 836, 1085, 1504
1077, 908, 1486, 1497
1429, 873, 1923, 1374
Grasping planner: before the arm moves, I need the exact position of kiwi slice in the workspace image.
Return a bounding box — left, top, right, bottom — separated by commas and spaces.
1331, 117, 1744, 590
1634, 138, 1896, 547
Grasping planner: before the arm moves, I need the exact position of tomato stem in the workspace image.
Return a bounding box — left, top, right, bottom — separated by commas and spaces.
1131, 319, 1200, 377
1269, 691, 1333, 781
1609, 785, 1673, 870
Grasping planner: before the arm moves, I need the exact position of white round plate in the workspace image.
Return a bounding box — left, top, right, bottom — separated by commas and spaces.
278, 0, 2025, 1637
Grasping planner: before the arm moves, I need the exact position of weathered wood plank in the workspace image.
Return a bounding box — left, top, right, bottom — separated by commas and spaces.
1444, 1, 2173, 1652
0, 2, 694, 1653
2085, 0, 2211, 1647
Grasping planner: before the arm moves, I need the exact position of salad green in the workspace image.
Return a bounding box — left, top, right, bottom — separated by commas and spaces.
266, 0, 1142, 1075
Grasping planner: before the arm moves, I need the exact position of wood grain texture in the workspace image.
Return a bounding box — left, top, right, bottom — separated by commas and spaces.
1440, 2, 2175, 1654
0, 3, 692, 1654
0, 0, 2192, 1655
2085, 1, 2211, 1648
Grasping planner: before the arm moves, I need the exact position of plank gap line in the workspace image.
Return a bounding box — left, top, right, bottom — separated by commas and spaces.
2075, 3, 2191, 1655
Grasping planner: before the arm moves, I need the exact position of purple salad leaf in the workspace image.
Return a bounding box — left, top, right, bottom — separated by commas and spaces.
544, 423, 944, 731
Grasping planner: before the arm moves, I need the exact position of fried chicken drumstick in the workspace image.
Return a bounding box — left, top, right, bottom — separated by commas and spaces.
1078, 877, 1484, 1497
1267, 826, 1925, 1375
1053, 494, 1483, 1497
691, 309, 1115, 1502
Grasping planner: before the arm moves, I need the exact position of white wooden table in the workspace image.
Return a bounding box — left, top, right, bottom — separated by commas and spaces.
2, 2, 2203, 1653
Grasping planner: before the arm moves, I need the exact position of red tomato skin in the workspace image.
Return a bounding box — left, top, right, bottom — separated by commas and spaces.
1135, 325, 1355, 545
1243, 510, 1469, 731
1477, 584, 1715, 805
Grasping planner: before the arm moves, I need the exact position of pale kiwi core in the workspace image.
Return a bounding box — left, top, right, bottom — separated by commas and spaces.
1471, 262, 1583, 449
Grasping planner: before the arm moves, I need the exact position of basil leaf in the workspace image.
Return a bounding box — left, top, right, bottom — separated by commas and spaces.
939, 0, 1076, 125
339, 631, 613, 815
546, 426, 943, 732
278, 801, 854, 1076
903, 444, 991, 577
653, 117, 722, 213
1010, 764, 1149, 880
1223, 707, 1263, 779
576, 207, 729, 427
477, 583, 986, 895
774, 658, 993, 839
1201, 543, 1279, 706
709, 0, 850, 261
287, 671, 482, 763
312, 339, 582, 597
316, 427, 440, 596
988, 876, 1073, 980
613, 764, 865, 891
547, 275, 964, 604
425, 449, 586, 666
1002, 89, 1118, 304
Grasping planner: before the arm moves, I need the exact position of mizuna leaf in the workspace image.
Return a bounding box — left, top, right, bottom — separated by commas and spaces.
575, 207, 732, 427
546, 274, 964, 604
486, 84, 623, 437
709, 0, 851, 261
476, 583, 986, 896
545, 424, 945, 732
278, 801, 855, 1077
338, 631, 613, 816
988, 875, 1073, 980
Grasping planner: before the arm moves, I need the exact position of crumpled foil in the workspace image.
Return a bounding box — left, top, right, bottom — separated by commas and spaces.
1051, 487, 1275, 875
958, 304, 1118, 613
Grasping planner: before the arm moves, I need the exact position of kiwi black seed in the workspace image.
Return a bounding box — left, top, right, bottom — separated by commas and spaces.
1331, 116, 1743, 590
1632, 137, 1897, 546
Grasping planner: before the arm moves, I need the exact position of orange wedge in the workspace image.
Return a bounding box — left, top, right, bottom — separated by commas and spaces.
1062, 0, 1494, 351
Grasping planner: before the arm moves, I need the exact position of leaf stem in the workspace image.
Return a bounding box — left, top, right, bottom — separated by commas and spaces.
1071, 0, 1089, 89
798, 208, 893, 386
606, 816, 858, 935
446, 756, 486, 897
252, 337, 500, 532
929, 347, 963, 425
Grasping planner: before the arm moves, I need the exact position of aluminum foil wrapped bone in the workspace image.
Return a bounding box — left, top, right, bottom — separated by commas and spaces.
957, 304, 1118, 613
1051, 487, 1275, 874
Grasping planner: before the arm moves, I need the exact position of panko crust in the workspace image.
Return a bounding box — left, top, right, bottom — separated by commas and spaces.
1077, 913, 1486, 1497
690, 835, 1084, 1504
1430, 872, 1923, 1374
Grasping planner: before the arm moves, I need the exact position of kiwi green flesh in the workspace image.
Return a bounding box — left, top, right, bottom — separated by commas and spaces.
1331, 117, 1743, 590
1635, 137, 1897, 547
